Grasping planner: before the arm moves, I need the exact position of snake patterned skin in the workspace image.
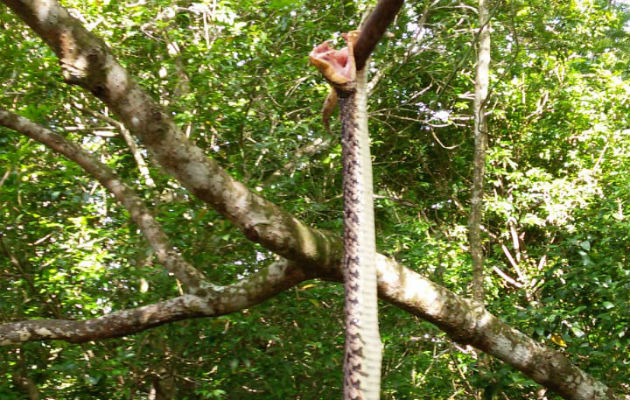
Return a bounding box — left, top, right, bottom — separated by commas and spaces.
310, 31, 381, 400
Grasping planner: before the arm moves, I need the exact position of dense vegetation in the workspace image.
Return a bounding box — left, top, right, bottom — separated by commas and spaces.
1, 0, 629, 398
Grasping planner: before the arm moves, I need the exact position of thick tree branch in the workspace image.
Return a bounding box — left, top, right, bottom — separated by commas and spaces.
375, 255, 617, 400
0, 259, 310, 345
2, 0, 341, 272
0, 296, 206, 345
0, 107, 207, 290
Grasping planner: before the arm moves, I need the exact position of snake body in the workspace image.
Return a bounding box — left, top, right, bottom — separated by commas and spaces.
310, 31, 381, 400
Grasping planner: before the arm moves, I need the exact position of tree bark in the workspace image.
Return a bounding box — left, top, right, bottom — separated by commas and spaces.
469, 0, 491, 302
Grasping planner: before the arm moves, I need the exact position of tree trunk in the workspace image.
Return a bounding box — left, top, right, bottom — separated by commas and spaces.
469, 0, 491, 303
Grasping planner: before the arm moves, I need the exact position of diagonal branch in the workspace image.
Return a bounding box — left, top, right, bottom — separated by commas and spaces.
375, 254, 618, 400
0, 107, 207, 290
77, 105, 156, 188
0, 296, 206, 345
2, 0, 341, 271
354, 0, 404, 70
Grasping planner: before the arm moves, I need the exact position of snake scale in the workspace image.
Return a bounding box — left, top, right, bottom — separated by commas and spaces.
310, 31, 382, 400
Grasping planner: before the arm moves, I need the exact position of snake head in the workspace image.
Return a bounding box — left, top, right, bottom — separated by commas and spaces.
310, 30, 360, 91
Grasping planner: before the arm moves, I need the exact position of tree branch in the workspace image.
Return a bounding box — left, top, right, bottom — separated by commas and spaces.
469, 0, 491, 302
77, 105, 156, 188
375, 254, 616, 400
0, 107, 207, 290
354, 0, 404, 71
0, 259, 310, 345
2, 0, 342, 271
0, 296, 206, 345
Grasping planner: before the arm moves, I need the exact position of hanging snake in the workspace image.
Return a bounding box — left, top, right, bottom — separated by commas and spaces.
310, 31, 381, 400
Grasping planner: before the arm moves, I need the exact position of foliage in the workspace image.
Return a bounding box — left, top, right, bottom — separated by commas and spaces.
1, 0, 630, 398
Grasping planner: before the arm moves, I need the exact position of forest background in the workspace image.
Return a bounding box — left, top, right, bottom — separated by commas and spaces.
1, 0, 629, 399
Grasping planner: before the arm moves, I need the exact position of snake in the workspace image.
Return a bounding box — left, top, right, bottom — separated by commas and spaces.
310, 31, 382, 400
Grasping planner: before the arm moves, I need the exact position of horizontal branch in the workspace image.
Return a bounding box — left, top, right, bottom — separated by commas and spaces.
0, 259, 310, 345
0, 296, 205, 344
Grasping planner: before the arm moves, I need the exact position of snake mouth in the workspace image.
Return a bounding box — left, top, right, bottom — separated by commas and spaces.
309, 31, 359, 86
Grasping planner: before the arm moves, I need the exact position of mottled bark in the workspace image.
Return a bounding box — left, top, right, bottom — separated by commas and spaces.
2, 0, 342, 271
376, 255, 618, 400
0, 260, 310, 345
